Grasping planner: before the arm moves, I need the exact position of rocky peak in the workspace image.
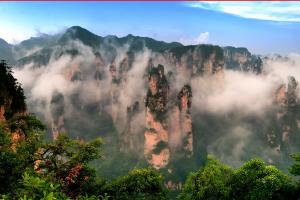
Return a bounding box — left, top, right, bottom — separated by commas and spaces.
286, 76, 298, 106
144, 63, 195, 169
144, 64, 170, 169
59, 26, 102, 48
145, 64, 169, 117
177, 84, 192, 111
275, 76, 298, 107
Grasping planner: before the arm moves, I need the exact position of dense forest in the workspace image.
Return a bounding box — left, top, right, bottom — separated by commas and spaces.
1, 59, 300, 199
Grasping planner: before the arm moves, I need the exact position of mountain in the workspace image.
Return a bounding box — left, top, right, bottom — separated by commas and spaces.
0, 26, 261, 72
0, 60, 26, 122
224, 46, 262, 73
0, 38, 14, 64
3, 26, 298, 189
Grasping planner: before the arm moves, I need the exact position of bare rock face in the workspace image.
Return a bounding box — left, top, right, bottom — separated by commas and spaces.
274, 76, 298, 107
144, 65, 170, 169
94, 52, 105, 82
109, 61, 120, 123
275, 85, 287, 106
119, 53, 134, 77
144, 64, 195, 169
267, 76, 300, 158
164, 45, 224, 77
177, 85, 193, 155
50, 92, 65, 139
121, 101, 140, 151
11, 128, 25, 151
0, 105, 6, 122
64, 63, 82, 82
286, 76, 298, 106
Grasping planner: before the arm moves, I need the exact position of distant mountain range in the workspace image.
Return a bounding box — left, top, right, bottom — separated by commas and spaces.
0, 26, 262, 73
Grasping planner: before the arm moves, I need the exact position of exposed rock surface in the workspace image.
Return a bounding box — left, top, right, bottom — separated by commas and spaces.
144, 65, 170, 169
223, 46, 262, 73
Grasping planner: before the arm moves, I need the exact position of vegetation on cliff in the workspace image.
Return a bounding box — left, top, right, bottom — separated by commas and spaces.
1, 46, 300, 199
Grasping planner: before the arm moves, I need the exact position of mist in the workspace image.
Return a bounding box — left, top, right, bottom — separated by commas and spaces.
11, 35, 300, 169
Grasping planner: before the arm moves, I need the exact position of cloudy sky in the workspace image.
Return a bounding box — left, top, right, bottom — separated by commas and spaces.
0, 2, 299, 54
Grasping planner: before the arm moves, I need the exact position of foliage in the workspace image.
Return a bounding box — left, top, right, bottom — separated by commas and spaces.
180, 157, 299, 200
107, 168, 168, 200
289, 152, 300, 176
35, 134, 103, 198
0, 115, 45, 194
178, 155, 233, 200
0, 60, 26, 119
17, 172, 69, 200
230, 158, 298, 200
0, 127, 21, 194
153, 141, 168, 155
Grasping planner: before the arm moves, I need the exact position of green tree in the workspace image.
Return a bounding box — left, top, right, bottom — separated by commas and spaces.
179, 157, 299, 200
35, 134, 103, 198
230, 158, 298, 200
178, 155, 233, 200
0, 115, 45, 194
107, 168, 168, 200
0, 60, 26, 119
289, 152, 300, 176
17, 172, 69, 200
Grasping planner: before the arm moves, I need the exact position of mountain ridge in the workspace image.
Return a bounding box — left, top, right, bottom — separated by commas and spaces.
0, 26, 260, 71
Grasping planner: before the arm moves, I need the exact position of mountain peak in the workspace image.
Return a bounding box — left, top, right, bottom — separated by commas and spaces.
0, 38, 10, 46
66, 26, 88, 33
60, 26, 101, 47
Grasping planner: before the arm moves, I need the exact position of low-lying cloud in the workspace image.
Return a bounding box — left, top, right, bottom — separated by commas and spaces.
12, 37, 300, 169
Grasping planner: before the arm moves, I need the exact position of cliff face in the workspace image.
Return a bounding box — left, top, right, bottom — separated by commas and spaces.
0, 60, 26, 122
144, 65, 170, 169
177, 85, 193, 155
164, 45, 224, 77
121, 101, 140, 150
50, 92, 65, 139
143, 65, 195, 169
223, 46, 262, 73
109, 61, 120, 123
267, 76, 300, 161
0, 60, 27, 150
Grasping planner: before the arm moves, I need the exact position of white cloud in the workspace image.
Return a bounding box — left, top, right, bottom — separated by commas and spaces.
194, 32, 209, 43
179, 32, 210, 45
0, 26, 34, 44
191, 53, 300, 116
186, 2, 300, 22
0, 23, 65, 44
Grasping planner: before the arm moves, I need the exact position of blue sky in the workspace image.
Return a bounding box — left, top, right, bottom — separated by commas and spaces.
0, 2, 299, 54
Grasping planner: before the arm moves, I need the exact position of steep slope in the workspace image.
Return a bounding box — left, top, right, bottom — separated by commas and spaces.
224, 46, 262, 73
0, 60, 26, 121
0, 39, 14, 64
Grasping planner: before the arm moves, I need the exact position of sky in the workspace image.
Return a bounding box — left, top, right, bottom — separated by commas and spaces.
0, 2, 299, 54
